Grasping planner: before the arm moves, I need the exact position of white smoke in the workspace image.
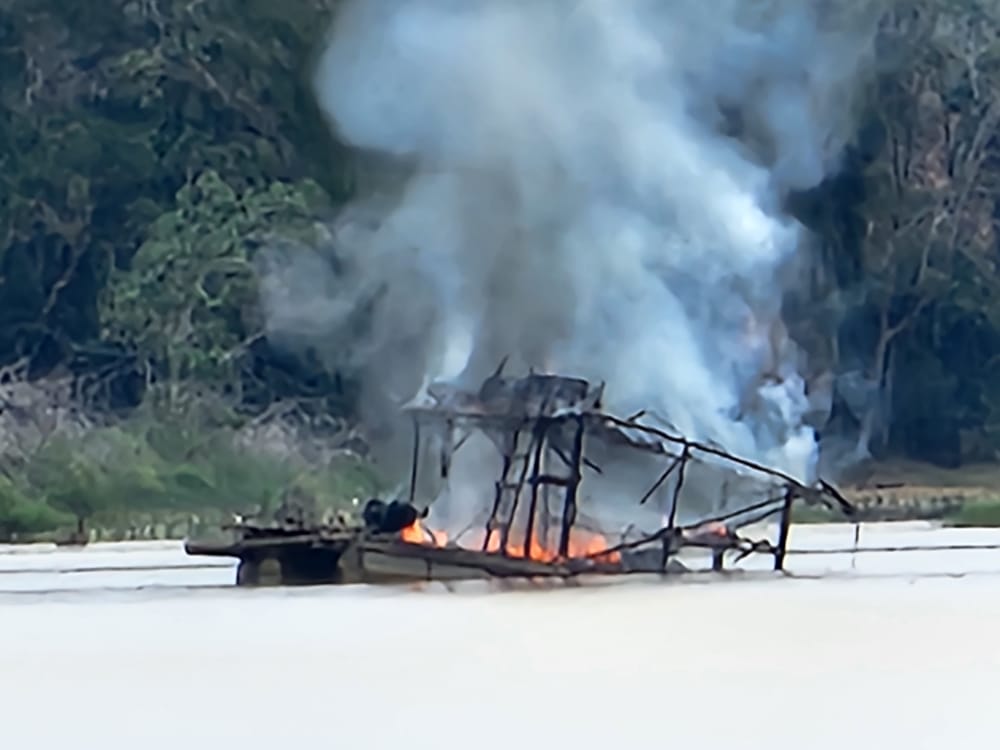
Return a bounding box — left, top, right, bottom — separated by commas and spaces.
266, 0, 880, 489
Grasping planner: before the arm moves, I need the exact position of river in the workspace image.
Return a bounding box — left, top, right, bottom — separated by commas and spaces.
2, 522, 998, 749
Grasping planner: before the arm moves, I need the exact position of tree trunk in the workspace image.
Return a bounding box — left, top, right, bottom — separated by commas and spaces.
853, 313, 896, 460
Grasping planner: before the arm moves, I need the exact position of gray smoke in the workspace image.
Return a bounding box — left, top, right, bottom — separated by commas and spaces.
265, 0, 880, 490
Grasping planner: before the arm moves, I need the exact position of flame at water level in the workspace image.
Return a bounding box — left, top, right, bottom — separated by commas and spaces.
400, 521, 448, 547
401, 521, 620, 564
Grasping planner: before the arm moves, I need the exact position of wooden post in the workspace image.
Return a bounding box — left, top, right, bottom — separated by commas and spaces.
712, 549, 725, 572
666, 446, 690, 531
558, 416, 585, 557
407, 417, 421, 506
500, 425, 539, 553
774, 489, 795, 572
522, 421, 549, 558
440, 419, 454, 480
540, 448, 552, 549
483, 429, 519, 552
639, 455, 682, 506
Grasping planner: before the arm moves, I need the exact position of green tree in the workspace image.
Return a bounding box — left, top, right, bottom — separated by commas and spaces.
0, 475, 69, 541
797, 0, 1000, 463
99, 170, 331, 407
0, 0, 350, 387
25, 429, 166, 537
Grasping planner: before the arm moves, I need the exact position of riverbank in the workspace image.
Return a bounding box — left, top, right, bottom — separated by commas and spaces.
794, 491, 1000, 526
6, 487, 1000, 548
6, 455, 1000, 546
798, 460, 1000, 526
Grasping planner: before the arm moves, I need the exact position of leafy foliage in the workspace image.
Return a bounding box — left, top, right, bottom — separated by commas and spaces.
101, 170, 331, 396
0, 0, 348, 379
0, 474, 71, 540
943, 498, 1000, 527
1, 411, 382, 540
5, 0, 1000, 493
798, 0, 1000, 463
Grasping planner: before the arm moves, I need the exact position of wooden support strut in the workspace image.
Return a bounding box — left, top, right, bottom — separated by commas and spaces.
660, 445, 689, 571
558, 415, 586, 558
440, 419, 454, 480
500, 424, 540, 553
639, 453, 684, 505
522, 420, 550, 559
667, 446, 689, 530
484, 429, 520, 551
773, 488, 795, 572
408, 417, 421, 506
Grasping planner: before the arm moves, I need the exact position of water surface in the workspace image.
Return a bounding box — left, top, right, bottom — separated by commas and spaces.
2, 523, 997, 749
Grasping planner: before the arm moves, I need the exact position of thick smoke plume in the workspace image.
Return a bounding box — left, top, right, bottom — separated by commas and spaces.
265, 0, 880, 494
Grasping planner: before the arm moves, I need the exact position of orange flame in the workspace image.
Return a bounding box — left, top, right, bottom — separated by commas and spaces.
400, 521, 448, 546
484, 528, 621, 564
400, 520, 620, 564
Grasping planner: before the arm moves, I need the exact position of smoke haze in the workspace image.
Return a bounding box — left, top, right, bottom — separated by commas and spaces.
263, 0, 880, 491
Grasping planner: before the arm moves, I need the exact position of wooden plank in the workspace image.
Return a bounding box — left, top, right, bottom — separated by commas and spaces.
359, 550, 494, 582
362, 540, 580, 578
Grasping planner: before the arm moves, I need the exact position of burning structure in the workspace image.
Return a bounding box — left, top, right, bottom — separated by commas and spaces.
186, 366, 854, 586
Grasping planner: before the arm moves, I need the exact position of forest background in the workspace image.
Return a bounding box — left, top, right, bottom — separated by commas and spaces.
2, 0, 1000, 540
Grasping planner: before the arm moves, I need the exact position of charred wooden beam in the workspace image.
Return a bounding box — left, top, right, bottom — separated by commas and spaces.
773, 488, 795, 571
597, 413, 854, 516
712, 549, 725, 571
533, 474, 572, 487
638, 454, 683, 505
440, 419, 454, 480
695, 494, 787, 529
408, 417, 421, 505
371, 538, 581, 578
549, 443, 603, 475
558, 415, 586, 557
666, 445, 690, 530
484, 429, 520, 551
522, 421, 550, 558
501, 425, 541, 552
540, 447, 553, 546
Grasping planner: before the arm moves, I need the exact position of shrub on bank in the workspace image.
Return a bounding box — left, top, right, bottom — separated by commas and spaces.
942, 500, 1000, 528
0, 420, 384, 543
0, 475, 73, 540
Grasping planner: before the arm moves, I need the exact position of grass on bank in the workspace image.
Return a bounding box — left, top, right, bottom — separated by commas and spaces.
941, 499, 1000, 527
789, 504, 843, 524
789, 496, 1000, 527
0, 421, 384, 544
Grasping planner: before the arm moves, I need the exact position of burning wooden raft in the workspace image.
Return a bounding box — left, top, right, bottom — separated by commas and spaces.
185, 369, 855, 586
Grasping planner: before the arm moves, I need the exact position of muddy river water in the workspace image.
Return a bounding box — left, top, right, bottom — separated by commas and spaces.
2, 522, 998, 749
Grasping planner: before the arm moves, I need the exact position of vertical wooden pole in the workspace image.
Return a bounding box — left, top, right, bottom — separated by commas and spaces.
483, 429, 519, 552
658, 446, 690, 573
440, 419, 453, 480
666, 446, 690, 531
558, 416, 585, 557
712, 548, 725, 572
774, 489, 795, 572
522, 421, 549, 559
407, 417, 421, 506
500, 424, 539, 553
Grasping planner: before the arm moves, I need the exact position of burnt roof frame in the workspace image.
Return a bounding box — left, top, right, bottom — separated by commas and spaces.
401, 371, 855, 572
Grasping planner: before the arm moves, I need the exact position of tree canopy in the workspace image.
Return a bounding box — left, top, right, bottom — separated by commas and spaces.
3, 0, 1000, 508
0, 0, 350, 394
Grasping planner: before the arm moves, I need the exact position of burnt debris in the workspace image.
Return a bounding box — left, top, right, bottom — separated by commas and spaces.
186, 366, 857, 586
404, 366, 855, 572
362, 498, 427, 534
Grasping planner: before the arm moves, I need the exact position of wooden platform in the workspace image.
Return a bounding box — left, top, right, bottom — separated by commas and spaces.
184, 529, 679, 587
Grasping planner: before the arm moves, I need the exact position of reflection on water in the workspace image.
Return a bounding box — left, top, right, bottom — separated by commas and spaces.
2, 523, 998, 749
